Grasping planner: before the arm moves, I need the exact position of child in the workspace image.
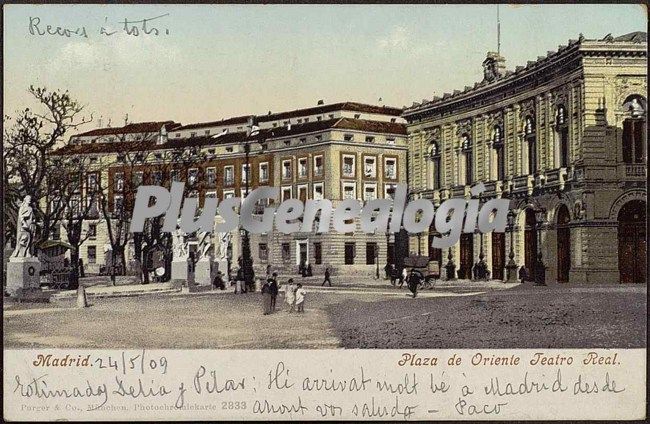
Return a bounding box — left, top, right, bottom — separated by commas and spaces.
285, 278, 296, 312
295, 283, 306, 313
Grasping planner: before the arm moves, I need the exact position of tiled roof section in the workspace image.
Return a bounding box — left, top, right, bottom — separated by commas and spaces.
257, 102, 403, 122
73, 121, 181, 137
51, 118, 405, 156
613, 31, 647, 42
404, 31, 647, 116
51, 139, 156, 156
174, 115, 252, 131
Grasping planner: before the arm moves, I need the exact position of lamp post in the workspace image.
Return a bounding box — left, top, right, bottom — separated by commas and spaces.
240, 118, 259, 290
375, 245, 380, 279
505, 209, 518, 283
534, 208, 546, 286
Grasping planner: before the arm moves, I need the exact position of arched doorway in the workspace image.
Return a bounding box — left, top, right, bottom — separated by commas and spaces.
556, 205, 571, 283
524, 209, 537, 281
618, 200, 646, 283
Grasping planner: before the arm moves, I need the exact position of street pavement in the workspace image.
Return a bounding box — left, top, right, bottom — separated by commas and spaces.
3, 280, 645, 349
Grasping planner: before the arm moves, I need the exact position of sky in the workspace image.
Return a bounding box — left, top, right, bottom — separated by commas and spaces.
3, 4, 647, 131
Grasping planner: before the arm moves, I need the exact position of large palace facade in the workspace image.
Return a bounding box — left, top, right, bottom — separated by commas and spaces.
51, 102, 407, 277
403, 32, 647, 284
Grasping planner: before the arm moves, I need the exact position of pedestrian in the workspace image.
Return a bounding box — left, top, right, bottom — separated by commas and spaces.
399, 267, 408, 288
269, 272, 279, 312
295, 283, 306, 313
384, 263, 392, 279
266, 264, 272, 278
261, 281, 272, 315
407, 270, 420, 298
78, 258, 85, 278
285, 278, 296, 312
213, 271, 226, 290
389, 264, 398, 286
322, 266, 332, 287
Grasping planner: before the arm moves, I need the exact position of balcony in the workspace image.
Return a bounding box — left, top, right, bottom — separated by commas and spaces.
483, 180, 503, 198
545, 168, 568, 190
625, 164, 646, 178
512, 175, 534, 195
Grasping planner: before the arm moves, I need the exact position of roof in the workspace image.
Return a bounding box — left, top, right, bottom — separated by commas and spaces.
256, 102, 403, 122
173, 115, 252, 131
51, 118, 405, 156
73, 121, 181, 137
404, 32, 647, 117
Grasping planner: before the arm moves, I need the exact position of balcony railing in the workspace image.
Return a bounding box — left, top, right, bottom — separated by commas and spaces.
512, 175, 534, 195
625, 164, 646, 177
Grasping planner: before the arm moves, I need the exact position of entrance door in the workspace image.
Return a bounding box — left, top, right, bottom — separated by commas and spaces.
618, 200, 646, 284
296, 241, 308, 265
524, 209, 537, 280
556, 205, 571, 283
491, 232, 505, 280
344, 242, 355, 265
459, 233, 473, 279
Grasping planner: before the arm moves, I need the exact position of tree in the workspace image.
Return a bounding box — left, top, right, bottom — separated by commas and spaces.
3, 87, 91, 251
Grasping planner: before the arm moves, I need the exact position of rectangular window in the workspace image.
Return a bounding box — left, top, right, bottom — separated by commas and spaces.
387, 137, 396, 145
298, 184, 308, 203
259, 162, 269, 182
241, 164, 251, 183
258, 243, 268, 261
113, 195, 124, 213
313, 182, 324, 200
342, 154, 355, 178
282, 186, 292, 201
344, 242, 355, 265
299, 137, 307, 144
384, 158, 397, 179
314, 242, 322, 265
342, 182, 357, 200
88, 223, 97, 239
206, 191, 217, 198
223, 190, 235, 199
366, 242, 377, 265
206, 167, 216, 186
187, 168, 199, 185
363, 183, 377, 201
282, 243, 291, 261
363, 156, 377, 178
132, 171, 144, 186
384, 183, 397, 199
298, 158, 308, 178
114, 172, 124, 192
315, 135, 322, 142
224, 166, 234, 185
87, 246, 97, 264
313, 155, 324, 177
282, 159, 292, 180
365, 136, 375, 143
344, 134, 354, 142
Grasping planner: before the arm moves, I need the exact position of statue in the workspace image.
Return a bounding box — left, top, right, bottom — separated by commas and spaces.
172, 220, 188, 260
12, 195, 35, 259
216, 232, 232, 261
197, 229, 212, 260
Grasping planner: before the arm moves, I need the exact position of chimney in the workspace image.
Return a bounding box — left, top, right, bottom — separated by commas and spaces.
482, 52, 506, 82
317, 99, 324, 105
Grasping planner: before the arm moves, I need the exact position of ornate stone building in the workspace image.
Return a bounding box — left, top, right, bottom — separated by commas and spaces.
403, 32, 646, 284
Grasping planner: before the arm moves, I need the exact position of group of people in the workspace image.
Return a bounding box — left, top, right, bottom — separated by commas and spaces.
386, 264, 422, 298
261, 273, 306, 315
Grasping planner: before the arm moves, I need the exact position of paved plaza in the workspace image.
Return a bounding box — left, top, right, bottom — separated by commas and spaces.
3, 281, 646, 349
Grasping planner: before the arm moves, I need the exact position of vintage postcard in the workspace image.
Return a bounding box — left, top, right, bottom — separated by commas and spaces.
2, 2, 647, 421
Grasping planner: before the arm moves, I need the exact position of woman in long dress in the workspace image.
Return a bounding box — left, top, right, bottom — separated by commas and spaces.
261, 281, 272, 315
285, 278, 296, 312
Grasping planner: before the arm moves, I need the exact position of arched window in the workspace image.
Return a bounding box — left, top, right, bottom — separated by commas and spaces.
622, 95, 647, 164
461, 133, 472, 185
492, 125, 505, 180
555, 105, 569, 168
428, 141, 441, 189
524, 116, 536, 174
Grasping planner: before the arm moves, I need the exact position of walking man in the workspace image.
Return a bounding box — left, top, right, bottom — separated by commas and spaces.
322, 266, 332, 287
269, 272, 279, 312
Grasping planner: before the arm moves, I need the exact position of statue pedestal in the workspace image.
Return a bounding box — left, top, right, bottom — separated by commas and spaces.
171, 259, 188, 282
195, 259, 213, 287
6, 257, 41, 297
